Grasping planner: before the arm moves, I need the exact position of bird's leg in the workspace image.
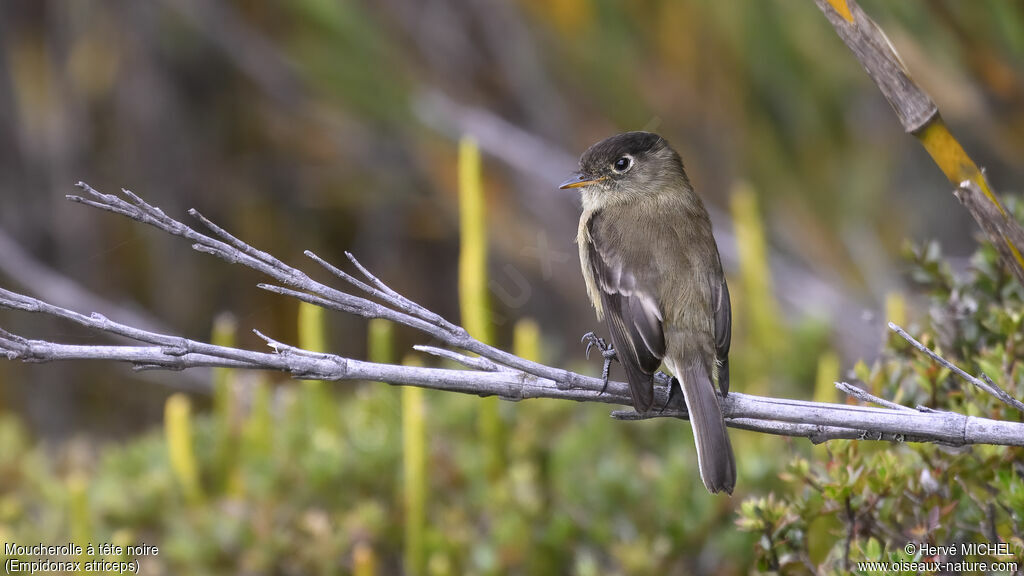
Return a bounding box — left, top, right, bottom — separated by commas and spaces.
581, 331, 617, 395
657, 375, 681, 414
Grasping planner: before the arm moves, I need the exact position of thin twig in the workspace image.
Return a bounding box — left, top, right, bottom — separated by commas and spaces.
412, 345, 507, 372
835, 381, 915, 412
888, 322, 1024, 414
342, 251, 458, 333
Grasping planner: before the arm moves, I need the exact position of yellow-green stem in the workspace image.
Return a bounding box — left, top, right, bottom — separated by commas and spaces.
67, 472, 90, 564
165, 394, 202, 504
458, 136, 504, 478
731, 182, 782, 391
812, 350, 840, 459
401, 354, 426, 576
513, 319, 541, 364
211, 312, 239, 493
368, 318, 395, 365
885, 292, 906, 328
298, 301, 334, 432
353, 542, 377, 576
813, 351, 841, 405
211, 312, 238, 435
244, 375, 273, 456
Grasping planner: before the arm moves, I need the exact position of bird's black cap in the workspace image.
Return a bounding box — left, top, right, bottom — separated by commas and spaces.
580, 131, 664, 173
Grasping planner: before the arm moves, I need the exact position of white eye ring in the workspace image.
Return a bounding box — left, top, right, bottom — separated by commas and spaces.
611, 155, 634, 173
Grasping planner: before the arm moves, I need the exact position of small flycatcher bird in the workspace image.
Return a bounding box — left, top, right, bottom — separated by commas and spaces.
561, 132, 735, 494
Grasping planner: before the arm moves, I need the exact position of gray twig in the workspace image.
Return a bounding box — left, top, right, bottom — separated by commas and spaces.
1, 326, 1021, 447
2, 185, 1023, 449
889, 322, 1024, 415
835, 381, 915, 412
412, 345, 507, 372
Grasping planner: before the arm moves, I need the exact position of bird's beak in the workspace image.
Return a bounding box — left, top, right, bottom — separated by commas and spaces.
559, 173, 607, 189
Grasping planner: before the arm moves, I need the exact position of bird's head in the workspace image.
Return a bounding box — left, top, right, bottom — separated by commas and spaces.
559, 131, 689, 209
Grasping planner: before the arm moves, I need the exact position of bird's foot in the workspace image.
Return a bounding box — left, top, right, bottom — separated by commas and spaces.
658, 376, 681, 414
581, 331, 615, 360
581, 331, 617, 395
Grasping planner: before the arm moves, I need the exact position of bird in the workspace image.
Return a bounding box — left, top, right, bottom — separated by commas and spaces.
560, 131, 736, 494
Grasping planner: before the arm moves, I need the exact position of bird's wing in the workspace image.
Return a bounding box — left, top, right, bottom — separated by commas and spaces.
587, 213, 665, 412
712, 273, 732, 396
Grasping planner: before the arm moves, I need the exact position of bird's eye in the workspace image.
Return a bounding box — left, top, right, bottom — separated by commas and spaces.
612, 156, 633, 173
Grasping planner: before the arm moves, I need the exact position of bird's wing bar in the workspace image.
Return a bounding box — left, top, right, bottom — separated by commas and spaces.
587, 214, 665, 412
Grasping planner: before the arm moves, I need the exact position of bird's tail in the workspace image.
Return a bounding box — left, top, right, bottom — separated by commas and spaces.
678, 360, 735, 494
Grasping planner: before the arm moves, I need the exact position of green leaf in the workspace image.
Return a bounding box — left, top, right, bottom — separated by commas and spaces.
864, 537, 882, 561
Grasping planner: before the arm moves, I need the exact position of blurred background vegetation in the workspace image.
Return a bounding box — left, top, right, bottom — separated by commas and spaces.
0, 0, 1022, 574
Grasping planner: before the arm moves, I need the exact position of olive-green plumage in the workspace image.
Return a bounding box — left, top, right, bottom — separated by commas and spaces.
562, 131, 735, 494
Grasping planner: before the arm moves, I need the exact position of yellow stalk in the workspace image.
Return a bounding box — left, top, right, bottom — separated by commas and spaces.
884, 292, 906, 328
165, 394, 202, 503
353, 542, 377, 576
458, 137, 491, 343
298, 301, 334, 432
211, 312, 238, 433
513, 319, 541, 363
211, 312, 240, 494
812, 350, 840, 459
401, 354, 426, 576
731, 182, 781, 361
812, 351, 841, 405
366, 318, 397, 575
458, 136, 504, 478
112, 529, 133, 562
917, 120, 1004, 213
511, 317, 545, 486
368, 318, 395, 365
67, 472, 90, 564
299, 301, 328, 353
244, 375, 273, 454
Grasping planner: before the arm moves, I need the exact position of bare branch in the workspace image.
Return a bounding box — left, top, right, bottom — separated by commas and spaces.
343, 251, 457, 332
889, 322, 1024, 415
0, 225, 214, 390
812, 0, 935, 132
67, 184, 600, 392
412, 345, 509, 373
0, 227, 166, 336
3, 186, 1024, 451
954, 179, 1024, 288
2, 314, 1021, 447
835, 381, 915, 412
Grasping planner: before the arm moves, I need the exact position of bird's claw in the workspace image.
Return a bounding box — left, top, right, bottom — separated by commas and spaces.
658, 376, 680, 414
581, 331, 617, 395
581, 331, 614, 360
